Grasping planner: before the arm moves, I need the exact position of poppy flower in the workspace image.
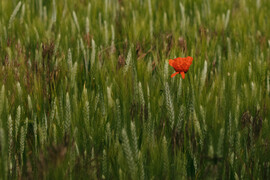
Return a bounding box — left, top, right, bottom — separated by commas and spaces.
168, 56, 193, 79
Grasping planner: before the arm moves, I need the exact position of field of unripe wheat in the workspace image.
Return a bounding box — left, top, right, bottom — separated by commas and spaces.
0, 0, 270, 179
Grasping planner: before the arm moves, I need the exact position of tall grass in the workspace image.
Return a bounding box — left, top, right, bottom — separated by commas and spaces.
0, 0, 269, 179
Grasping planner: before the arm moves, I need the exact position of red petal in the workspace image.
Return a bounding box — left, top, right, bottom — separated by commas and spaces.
180, 72, 185, 79
169, 59, 174, 67
171, 72, 179, 78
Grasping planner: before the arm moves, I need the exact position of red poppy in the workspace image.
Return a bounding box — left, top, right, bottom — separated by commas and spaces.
168, 56, 193, 79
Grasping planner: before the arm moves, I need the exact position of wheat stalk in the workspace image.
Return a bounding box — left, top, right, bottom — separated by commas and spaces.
162, 136, 169, 177
138, 151, 145, 180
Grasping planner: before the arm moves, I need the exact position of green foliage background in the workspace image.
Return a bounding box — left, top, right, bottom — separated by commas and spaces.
0, 0, 270, 179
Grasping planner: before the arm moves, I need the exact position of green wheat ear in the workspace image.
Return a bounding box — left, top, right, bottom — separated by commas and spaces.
91, 39, 96, 67
15, 106, 21, 141
138, 82, 145, 108
130, 122, 139, 162
123, 47, 132, 74
164, 82, 175, 130
8, 1, 22, 29
0, 127, 7, 174
7, 115, 13, 174
65, 93, 71, 135
121, 128, 137, 179
19, 126, 26, 164
115, 99, 122, 138
72, 11, 80, 33
27, 95, 32, 112
83, 99, 90, 130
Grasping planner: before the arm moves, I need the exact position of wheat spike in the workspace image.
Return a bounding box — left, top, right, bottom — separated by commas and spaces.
42, 115, 47, 145
138, 82, 145, 108
24, 118, 28, 137
72, 11, 80, 32
147, 84, 151, 121
146, 84, 154, 146
123, 47, 132, 74
71, 62, 78, 89
91, 39, 96, 66
107, 85, 114, 108
224, 9, 230, 30
80, 37, 88, 75
65, 93, 71, 134
8, 1, 22, 29
94, 93, 100, 113
105, 123, 111, 146
164, 82, 175, 129
0, 127, 7, 175
121, 128, 137, 179
111, 24, 115, 47
27, 95, 32, 112
176, 105, 185, 132
115, 99, 122, 138
83, 99, 90, 130
201, 60, 208, 87
86, 17, 89, 35
20, 4, 25, 24
67, 49, 73, 71
130, 122, 139, 161
20, 126, 26, 162
50, 99, 56, 123
7, 115, 13, 174
52, 0, 57, 23
15, 106, 21, 141
16, 82, 22, 99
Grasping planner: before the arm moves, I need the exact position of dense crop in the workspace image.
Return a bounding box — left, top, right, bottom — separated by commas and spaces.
0, 0, 270, 179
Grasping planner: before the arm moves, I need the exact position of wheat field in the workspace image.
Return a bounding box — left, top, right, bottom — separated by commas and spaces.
0, 0, 270, 179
